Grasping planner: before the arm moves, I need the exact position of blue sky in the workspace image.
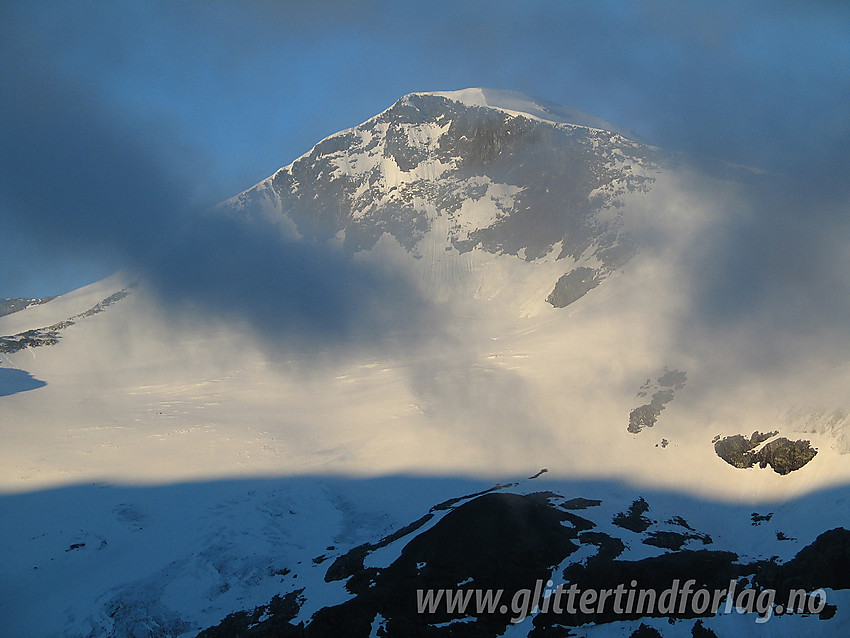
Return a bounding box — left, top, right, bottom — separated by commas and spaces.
1, 0, 848, 298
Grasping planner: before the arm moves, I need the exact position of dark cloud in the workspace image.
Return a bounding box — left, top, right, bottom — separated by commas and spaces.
0, 29, 427, 349
7, 2, 847, 180
682, 159, 850, 351
424, 2, 850, 174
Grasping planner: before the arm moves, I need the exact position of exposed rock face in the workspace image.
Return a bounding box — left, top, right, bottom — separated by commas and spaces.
0, 289, 130, 354
0, 296, 55, 318
628, 369, 687, 434
613, 497, 653, 533
714, 431, 817, 474
311, 492, 584, 637
714, 431, 778, 469
546, 266, 604, 308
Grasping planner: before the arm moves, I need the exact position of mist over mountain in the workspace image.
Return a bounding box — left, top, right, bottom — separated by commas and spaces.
2, 89, 850, 637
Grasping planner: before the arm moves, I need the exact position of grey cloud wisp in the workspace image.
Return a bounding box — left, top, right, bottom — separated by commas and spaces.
0, 59, 426, 348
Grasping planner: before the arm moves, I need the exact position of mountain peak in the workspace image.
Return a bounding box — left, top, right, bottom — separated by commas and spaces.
408, 88, 641, 140
225, 86, 658, 305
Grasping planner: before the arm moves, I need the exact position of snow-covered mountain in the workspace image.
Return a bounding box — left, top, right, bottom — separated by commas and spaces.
2, 89, 849, 637
224, 88, 654, 310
